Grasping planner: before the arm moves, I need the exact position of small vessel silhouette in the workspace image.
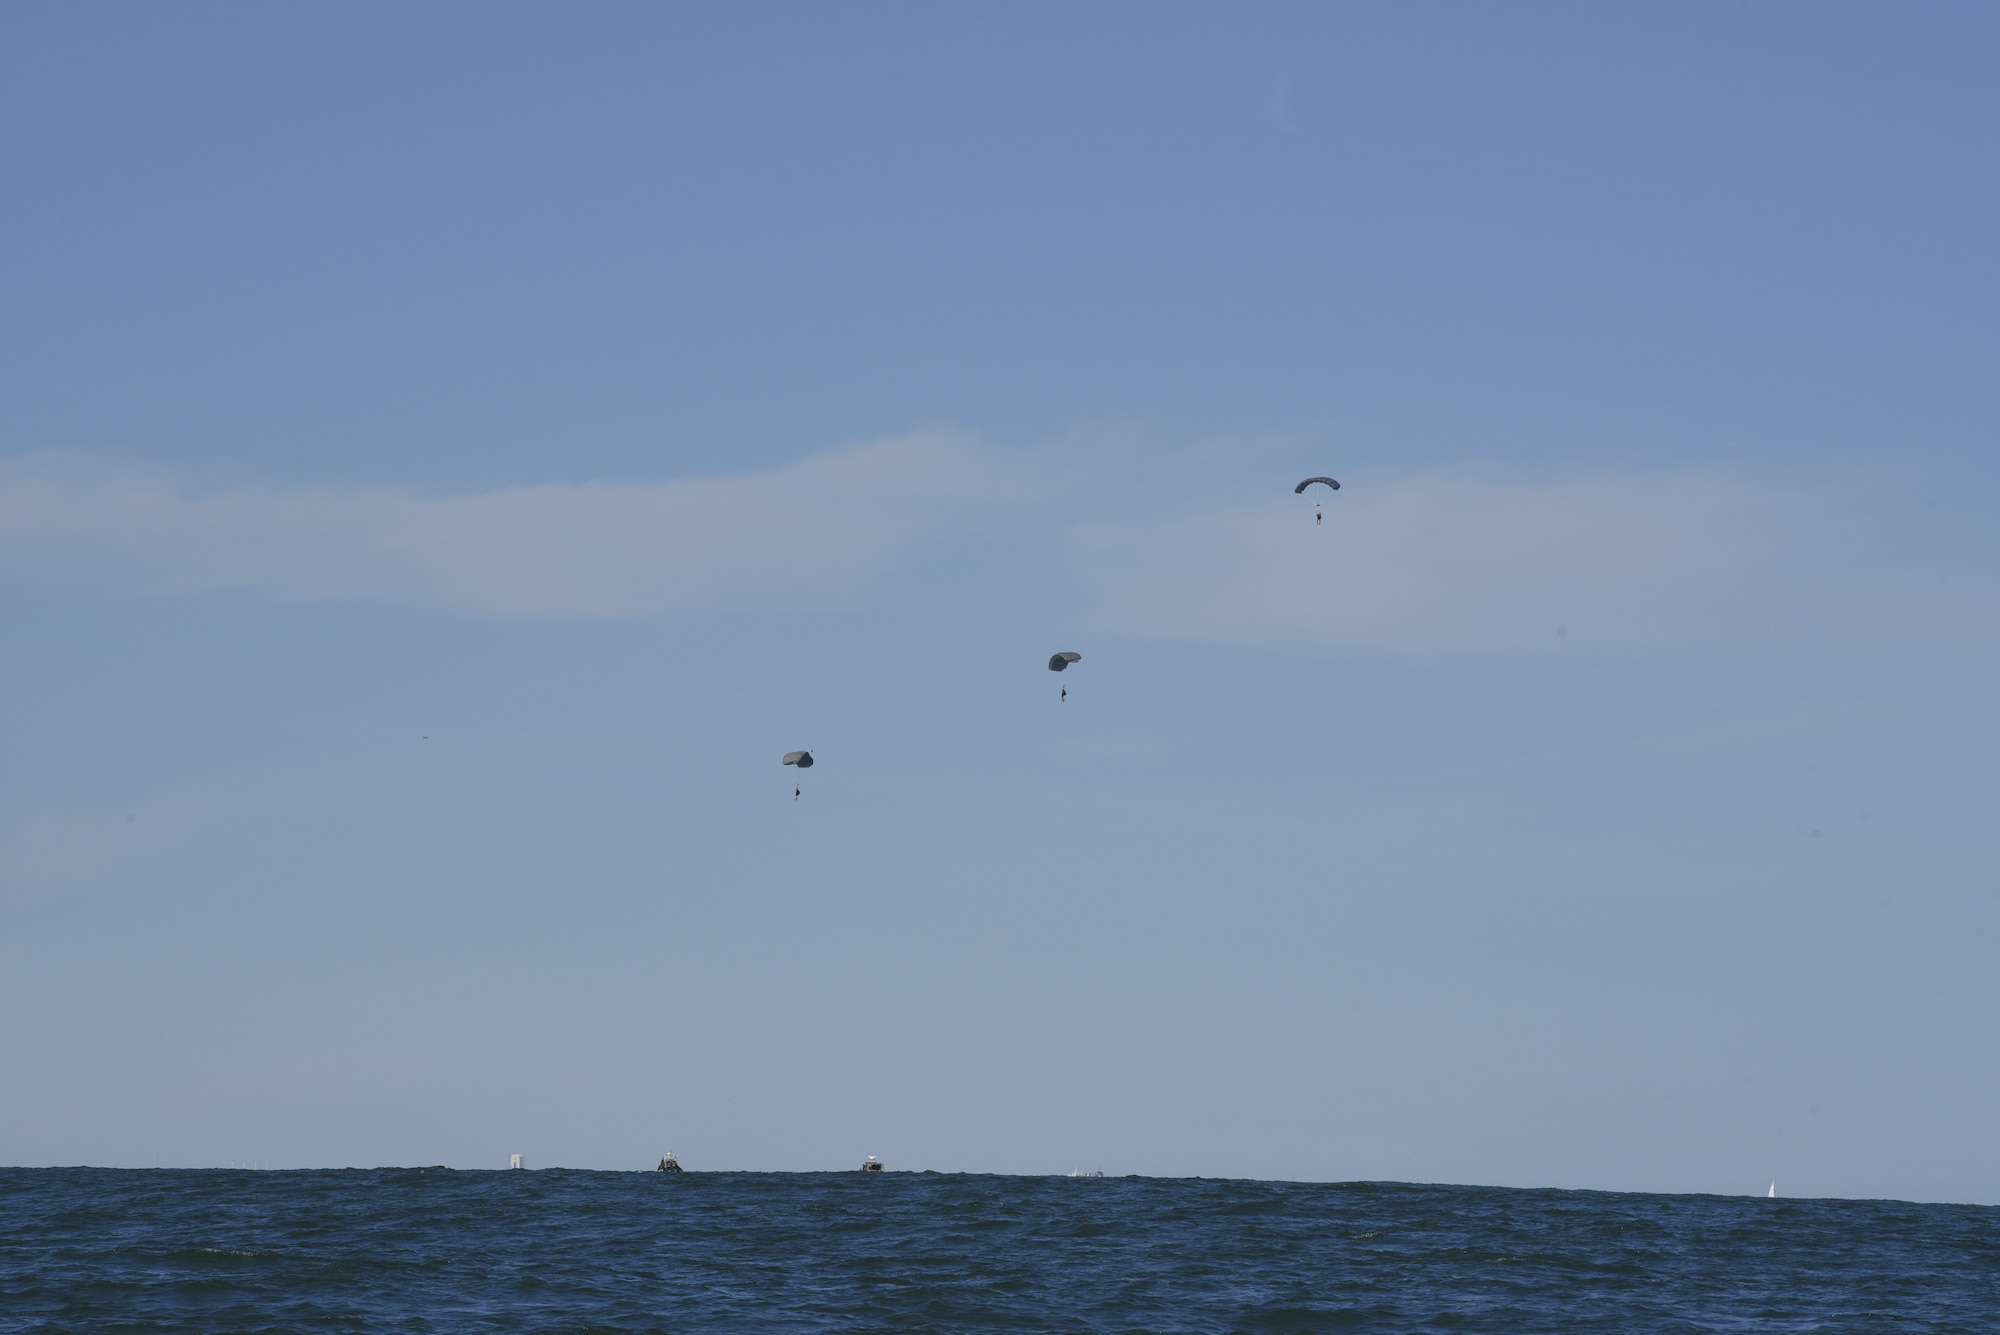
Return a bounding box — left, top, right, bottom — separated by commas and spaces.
657, 1153, 682, 1173
861, 1156, 884, 1172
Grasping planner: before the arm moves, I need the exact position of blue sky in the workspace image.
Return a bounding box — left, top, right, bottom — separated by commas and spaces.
3, 2, 1997, 1200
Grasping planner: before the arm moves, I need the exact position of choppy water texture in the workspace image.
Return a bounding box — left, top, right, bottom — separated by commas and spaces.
2, 1169, 1997, 1332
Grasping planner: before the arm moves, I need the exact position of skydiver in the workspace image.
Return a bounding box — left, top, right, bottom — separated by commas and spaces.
1061, 684, 1067, 702
794, 784, 801, 801
1315, 503, 1322, 525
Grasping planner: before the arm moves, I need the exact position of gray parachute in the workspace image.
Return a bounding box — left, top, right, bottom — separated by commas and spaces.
1047, 652, 1082, 672
1294, 476, 1341, 494
782, 750, 814, 768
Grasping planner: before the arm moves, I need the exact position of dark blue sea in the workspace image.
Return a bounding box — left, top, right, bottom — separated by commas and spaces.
2, 1169, 1995, 1332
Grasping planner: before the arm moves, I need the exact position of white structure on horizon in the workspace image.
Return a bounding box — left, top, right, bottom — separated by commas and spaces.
510, 1153, 524, 1170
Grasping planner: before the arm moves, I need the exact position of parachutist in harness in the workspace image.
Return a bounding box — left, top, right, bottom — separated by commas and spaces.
1296, 476, 1339, 525
782, 750, 813, 801
1048, 651, 1082, 703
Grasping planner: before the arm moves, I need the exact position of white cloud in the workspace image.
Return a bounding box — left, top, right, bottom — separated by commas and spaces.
0, 431, 1014, 617
1069, 467, 1994, 653
0, 437, 1986, 652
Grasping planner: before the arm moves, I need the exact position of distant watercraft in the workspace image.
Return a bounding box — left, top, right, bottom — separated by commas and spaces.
861, 1156, 884, 1172
1768, 1182, 1776, 1198
1069, 1169, 1104, 1178
657, 1153, 682, 1173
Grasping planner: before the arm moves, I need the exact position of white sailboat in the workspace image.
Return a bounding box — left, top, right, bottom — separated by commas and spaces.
1767, 1181, 1776, 1198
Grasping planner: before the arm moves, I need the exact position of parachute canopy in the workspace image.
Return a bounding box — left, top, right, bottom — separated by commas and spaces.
782, 750, 814, 768
1047, 652, 1082, 672
1294, 477, 1341, 494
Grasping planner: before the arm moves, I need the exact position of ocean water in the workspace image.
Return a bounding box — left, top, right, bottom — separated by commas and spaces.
2, 1169, 1995, 1332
